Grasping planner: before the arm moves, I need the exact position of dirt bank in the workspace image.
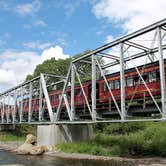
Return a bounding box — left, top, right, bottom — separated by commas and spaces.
1, 142, 166, 166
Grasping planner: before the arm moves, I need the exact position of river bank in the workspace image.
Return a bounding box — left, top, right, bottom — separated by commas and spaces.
0, 141, 166, 166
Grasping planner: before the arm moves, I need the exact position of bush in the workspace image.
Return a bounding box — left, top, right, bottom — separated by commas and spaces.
57, 122, 166, 157
104, 122, 146, 135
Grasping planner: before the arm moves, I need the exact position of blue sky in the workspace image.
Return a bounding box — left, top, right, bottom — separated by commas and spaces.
0, 0, 165, 92
0, 0, 121, 56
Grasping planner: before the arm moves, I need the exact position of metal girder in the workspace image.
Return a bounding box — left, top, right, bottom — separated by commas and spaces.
157, 27, 166, 119
12, 90, 17, 124
40, 73, 54, 122
96, 52, 120, 61
92, 54, 97, 121
125, 41, 150, 52
72, 19, 166, 63
73, 65, 92, 118
43, 73, 66, 79
39, 78, 43, 121
1, 19, 166, 125
54, 64, 72, 122
71, 64, 75, 120
0, 76, 40, 96
95, 58, 122, 118
101, 44, 166, 69
28, 83, 32, 122
126, 47, 162, 114
120, 43, 126, 120
20, 87, 23, 123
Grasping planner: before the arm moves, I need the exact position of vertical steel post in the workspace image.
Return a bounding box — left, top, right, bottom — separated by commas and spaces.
0, 97, 2, 123
71, 63, 75, 120
7, 94, 10, 123
120, 43, 126, 120
28, 82, 32, 122
92, 54, 97, 121
13, 90, 17, 124
20, 87, 23, 123
2, 96, 5, 123
157, 27, 166, 119
39, 78, 43, 121
55, 65, 72, 122
40, 73, 54, 122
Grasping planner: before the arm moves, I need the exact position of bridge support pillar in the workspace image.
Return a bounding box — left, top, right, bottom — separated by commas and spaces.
37, 124, 93, 146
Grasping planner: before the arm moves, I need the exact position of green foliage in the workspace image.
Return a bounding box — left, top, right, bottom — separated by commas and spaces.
94, 122, 146, 135
57, 142, 113, 156
0, 124, 37, 142
25, 50, 105, 85
57, 122, 166, 157
25, 58, 72, 82
0, 132, 25, 142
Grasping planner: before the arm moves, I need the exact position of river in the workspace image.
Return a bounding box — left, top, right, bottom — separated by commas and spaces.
0, 150, 124, 166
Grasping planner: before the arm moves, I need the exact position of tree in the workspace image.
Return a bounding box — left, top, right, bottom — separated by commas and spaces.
25, 50, 104, 87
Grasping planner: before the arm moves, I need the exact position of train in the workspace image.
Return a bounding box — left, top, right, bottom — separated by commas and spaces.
1, 60, 164, 122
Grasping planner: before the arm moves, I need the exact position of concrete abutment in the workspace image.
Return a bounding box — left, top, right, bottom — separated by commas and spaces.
37, 124, 93, 146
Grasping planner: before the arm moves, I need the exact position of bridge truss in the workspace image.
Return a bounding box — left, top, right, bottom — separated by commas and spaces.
1, 19, 166, 124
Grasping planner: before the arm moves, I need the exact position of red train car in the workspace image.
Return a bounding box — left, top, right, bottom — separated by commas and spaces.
99, 61, 163, 103
18, 60, 165, 120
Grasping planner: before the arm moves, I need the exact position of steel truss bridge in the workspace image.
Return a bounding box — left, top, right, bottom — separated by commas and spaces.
1, 19, 166, 124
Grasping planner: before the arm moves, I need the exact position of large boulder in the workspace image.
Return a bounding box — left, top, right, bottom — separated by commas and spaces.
17, 134, 45, 155
25, 134, 37, 144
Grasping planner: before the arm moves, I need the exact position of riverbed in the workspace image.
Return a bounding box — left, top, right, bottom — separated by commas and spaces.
1, 142, 166, 166
0, 150, 129, 166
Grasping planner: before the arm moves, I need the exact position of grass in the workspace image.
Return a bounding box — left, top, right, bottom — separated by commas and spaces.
0, 132, 25, 142
2, 121, 166, 157
57, 122, 166, 157
0, 124, 37, 142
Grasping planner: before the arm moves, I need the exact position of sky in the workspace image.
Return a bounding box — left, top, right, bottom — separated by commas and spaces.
0, 0, 166, 92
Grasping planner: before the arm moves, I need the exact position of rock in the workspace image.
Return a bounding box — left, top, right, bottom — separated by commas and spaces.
17, 134, 45, 155
44, 145, 55, 152
25, 134, 37, 144
30, 145, 45, 155
17, 143, 33, 154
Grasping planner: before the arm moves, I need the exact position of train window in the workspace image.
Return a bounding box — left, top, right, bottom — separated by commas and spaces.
103, 83, 108, 91
149, 72, 156, 82
140, 74, 148, 84
54, 94, 59, 101
49, 96, 54, 102
126, 77, 133, 87
75, 89, 80, 96
134, 76, 140, 86
67, 91, 71, 97
80, 90, 84, 96
156, 70, 160, 81
36, 99, 39, 105
109, 81, 114, 89
114, 80, 120, 89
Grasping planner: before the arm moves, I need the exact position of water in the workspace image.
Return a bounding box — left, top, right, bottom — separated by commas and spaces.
0, 150, 124, 166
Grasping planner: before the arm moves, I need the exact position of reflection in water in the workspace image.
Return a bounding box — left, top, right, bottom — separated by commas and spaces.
0, 150, 126, 166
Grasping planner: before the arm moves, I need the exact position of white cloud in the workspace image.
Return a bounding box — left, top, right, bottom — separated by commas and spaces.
93, 0, 166, 72
41, 45, 70, 61
93, 0, 166, 33
0, 50, 41, 91
23, 41, 51, 50
105, 35, 114, 43
15, 0, 41, 16
34, 20, 46, 27
0, 45, 70, 92
0, 69, 16, 86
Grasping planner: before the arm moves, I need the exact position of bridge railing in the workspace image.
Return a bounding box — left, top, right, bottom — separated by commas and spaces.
0, 73, 65, 124
1, 19, 166, 124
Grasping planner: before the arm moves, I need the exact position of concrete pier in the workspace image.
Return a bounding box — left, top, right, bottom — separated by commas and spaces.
37, 124, 93, 146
